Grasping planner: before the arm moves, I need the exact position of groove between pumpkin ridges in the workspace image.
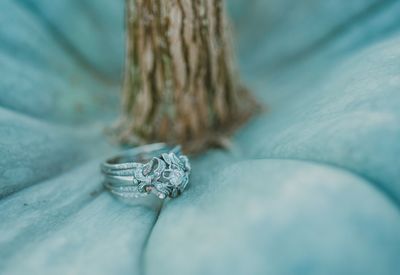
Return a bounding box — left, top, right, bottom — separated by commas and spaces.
245, 156, 400, 212
0, 162, 105, 266
139, 201, 163, 275
250, 0, 398, 72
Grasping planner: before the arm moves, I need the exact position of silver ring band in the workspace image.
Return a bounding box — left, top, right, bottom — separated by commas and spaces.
101, 143, 191, 200
101, 143, 182, 174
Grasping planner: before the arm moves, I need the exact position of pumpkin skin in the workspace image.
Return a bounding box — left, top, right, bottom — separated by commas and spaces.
1, 1, 400, 275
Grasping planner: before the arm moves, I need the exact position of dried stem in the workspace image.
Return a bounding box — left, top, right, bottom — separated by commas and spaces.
117, 0, 260, 153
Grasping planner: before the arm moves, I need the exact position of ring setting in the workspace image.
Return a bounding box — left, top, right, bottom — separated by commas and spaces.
101, 144, 191, 200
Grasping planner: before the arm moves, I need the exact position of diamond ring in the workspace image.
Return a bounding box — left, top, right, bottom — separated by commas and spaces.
101, 143, 191, 200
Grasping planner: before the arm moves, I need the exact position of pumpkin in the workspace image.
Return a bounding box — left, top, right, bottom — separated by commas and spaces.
1, 0, 400, 274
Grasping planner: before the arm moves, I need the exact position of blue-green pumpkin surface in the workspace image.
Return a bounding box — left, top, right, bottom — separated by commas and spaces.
1, 0, 400, 274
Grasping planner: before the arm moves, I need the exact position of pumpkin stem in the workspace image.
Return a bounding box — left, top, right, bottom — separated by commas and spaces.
117, 0, 260, 154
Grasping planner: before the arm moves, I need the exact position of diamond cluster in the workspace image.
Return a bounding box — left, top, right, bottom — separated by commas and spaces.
133, 152, 191, 199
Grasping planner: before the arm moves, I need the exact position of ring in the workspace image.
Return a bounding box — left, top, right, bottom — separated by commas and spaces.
101, 143, 191, 200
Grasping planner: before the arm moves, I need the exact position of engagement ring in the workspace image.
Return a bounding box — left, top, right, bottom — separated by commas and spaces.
101, 143, 191, 200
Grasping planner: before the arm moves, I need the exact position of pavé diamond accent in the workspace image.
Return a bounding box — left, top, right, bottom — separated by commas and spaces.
131, 152, 190, 199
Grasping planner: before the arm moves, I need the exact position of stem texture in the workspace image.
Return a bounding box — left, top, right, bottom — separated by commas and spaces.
119, 0, 259, 153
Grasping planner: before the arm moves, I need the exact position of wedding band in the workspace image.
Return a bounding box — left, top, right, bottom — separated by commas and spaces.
101, 143, 191, 200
